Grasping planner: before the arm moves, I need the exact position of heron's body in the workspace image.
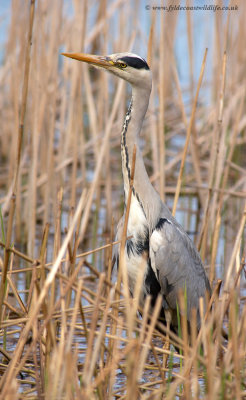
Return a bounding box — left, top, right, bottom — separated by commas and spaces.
62, 51, 211, 334
115, 81, 210, 332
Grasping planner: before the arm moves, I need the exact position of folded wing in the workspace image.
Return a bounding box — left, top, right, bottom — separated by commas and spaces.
149, 218, 211, 327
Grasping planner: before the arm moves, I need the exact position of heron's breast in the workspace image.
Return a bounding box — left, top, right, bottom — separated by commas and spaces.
125, 251, 149, 297
127, 194, 147, 238
124, 193, 149, 296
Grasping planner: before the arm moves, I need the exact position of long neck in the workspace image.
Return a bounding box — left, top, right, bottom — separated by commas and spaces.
121, 85, 161, 227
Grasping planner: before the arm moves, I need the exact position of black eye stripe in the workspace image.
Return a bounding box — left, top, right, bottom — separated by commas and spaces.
119, 56, 149, 70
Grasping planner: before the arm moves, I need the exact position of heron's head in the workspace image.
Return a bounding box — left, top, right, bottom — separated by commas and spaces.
62, 51, 152, 89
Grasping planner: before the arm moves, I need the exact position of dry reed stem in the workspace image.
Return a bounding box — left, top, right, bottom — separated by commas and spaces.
79, 79, 125, 240
172, 48, 208, 216
0, 0, 35, 323
137, 295, 162, 380
0, 2, 246, 398
224, 203, 246, 291
51, 188, 63, 307
117, 146, 136, 320
229, 290, 241, 400
207, 51, 228, 280
85, 287, 114, 397
179, 290, 191, 398
82, 273, 105, 386
0, 190, 86, 396
184, 9, 204, 209
158, 10, 166, 201
1, 252, 14, 322
209, 88, 245, 281
198, 51, 227, 257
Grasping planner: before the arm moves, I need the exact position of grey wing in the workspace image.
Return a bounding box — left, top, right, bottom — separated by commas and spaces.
149, 218, 211, 323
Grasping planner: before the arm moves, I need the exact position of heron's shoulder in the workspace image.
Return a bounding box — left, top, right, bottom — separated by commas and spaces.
150, 215, 202, 267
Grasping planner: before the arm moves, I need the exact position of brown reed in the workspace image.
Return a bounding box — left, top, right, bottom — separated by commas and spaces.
0, 1, 246, 399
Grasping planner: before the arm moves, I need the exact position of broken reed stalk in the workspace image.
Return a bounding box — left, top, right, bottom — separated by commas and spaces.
0, 0, 36, 324
172, 48, 208, 216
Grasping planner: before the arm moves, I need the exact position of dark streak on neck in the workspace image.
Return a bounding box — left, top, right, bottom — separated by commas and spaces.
121, 98, 147, 218
121, 99, 132, 187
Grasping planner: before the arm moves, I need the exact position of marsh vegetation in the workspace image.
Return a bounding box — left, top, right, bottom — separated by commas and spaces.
0, 1, 245, 398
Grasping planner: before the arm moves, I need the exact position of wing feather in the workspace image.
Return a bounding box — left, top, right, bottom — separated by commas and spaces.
149, 218, 211, 323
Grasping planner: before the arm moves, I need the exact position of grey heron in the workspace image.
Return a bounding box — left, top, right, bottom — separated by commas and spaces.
62, 51, 211, 336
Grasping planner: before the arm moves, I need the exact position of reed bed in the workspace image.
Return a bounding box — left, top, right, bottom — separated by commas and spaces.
0, 0, 246, 398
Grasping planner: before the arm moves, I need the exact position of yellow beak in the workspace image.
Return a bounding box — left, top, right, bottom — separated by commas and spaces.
61, 52, 113, 68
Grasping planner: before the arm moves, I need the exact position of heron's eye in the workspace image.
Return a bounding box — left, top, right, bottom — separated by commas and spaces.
117, 62, 127, 69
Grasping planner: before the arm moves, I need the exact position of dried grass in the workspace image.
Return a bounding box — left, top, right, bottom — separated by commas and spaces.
0, 1, 246, 399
